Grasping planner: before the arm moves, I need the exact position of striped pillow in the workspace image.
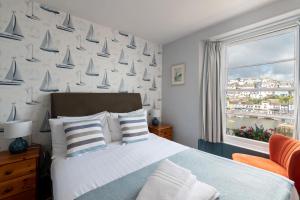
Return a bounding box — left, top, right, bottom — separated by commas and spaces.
118, 113, 149, 143
63, 119, 106, 157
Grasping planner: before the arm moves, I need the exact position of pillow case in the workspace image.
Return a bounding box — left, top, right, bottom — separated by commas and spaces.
108, 109, 147, 141
63, 119, 106, 157
49, 111, 109, 157
118, 113, 149, 143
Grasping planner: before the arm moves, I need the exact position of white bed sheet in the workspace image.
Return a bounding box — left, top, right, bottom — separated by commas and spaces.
51, 134, 188, 200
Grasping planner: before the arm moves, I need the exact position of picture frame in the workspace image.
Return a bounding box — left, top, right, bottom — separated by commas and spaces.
171, 64, 185, 85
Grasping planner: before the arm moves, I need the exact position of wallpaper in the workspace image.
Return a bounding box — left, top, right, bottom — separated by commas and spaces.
0, 0, 162, 151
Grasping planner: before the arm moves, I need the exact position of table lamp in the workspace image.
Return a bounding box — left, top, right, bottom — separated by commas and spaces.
3, 120, 32, 154
151, 109, 161, 126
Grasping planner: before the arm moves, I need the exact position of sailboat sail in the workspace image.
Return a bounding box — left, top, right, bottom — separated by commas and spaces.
126, 61, 136, 76
40, 30, 59, 52
142, 93, 150, 106
86, 24, 99, 43
76, 70, 85, 86
0, 103, 17, 132
118, 78, 128, 93
56, 13, 75, 32
0, 57, 24, 85
26, 87, 39, 105
127, 35, 136, 49
26, 44, 40, 62
26, 1, 40, 20
153, 101, 157, 109
118, 49, 128, 65
65, 83, 71, 92
111, 63, 118, 72
40, 110, 51, 132
85, 58, 99, 76
40, 70, 59, 92
149, 77, 157, 91
143, 42, 150, 56
97, 70, 110, 89
137, 51, 143, 63
97, 38, 110, 57
76, 35, 86, 51
40, 2, 60, 14
142, 68, 150, 81
56, 46, 75, 69
111, 30, 119, 42
149, 52, 157, 67
0, 11, 24, 40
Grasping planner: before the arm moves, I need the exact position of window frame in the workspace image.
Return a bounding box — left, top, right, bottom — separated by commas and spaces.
221, 25, 300, 154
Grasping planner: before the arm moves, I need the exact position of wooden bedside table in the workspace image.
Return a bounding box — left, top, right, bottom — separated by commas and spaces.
0, 145, 41, 200
148, 124, 173, 140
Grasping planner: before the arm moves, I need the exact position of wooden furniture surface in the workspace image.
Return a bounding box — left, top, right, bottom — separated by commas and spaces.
0, 146, 40, 200
148, 124, 173, 140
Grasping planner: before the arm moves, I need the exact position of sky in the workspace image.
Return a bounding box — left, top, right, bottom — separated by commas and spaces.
227, 31, 295, 81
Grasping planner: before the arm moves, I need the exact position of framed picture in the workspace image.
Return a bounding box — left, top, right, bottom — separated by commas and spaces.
171, 64, 185, 85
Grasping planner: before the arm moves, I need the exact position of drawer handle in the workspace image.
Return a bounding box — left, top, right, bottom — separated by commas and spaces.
4, 170, 13, 175
3, 187, 13, 194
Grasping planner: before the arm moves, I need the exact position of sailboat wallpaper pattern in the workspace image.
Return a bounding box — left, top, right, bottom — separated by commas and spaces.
0, 0, 162, 151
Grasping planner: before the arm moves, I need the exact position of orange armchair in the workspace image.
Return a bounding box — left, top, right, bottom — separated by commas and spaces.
232, 134, 300, 192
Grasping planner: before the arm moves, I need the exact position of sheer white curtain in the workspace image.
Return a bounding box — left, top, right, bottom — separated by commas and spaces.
200, 41, 224, 143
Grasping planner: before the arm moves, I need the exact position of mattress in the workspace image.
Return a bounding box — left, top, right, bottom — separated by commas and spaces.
51, 134, 299, 200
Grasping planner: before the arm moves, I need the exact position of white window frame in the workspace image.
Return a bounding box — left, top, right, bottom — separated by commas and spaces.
221, 22, 300, 154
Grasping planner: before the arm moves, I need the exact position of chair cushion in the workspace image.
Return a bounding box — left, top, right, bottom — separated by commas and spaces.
232, 153, 288, 177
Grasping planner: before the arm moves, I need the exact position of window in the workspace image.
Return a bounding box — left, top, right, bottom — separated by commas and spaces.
225, 28, 298, 143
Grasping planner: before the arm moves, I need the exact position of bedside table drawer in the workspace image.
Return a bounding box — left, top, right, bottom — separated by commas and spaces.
0, 173, 36, 199
157, 129, 172, 140
0, 159, 36, 182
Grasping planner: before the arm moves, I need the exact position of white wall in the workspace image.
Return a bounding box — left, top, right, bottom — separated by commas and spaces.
0, 0, 162, 151
162, 0, 300, 148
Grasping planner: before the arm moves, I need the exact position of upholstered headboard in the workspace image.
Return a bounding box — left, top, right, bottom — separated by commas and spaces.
51, 93, 142, 118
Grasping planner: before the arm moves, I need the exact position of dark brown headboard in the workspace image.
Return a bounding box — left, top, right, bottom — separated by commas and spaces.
51, 93, 142, 118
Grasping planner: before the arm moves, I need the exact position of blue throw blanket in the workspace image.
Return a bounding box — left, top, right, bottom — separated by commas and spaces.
77, 149, 294, 200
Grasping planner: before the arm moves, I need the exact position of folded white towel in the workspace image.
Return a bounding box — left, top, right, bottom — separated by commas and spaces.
136, 159, 219, 200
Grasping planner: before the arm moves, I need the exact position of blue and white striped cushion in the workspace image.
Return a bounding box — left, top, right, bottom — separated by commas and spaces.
118, 113, 149, 143
63, 119, 106, 157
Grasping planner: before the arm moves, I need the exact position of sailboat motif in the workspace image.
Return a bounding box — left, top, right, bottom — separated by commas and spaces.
86, 24, 99, 43
76, 35, 86, 51
56, 46, 75, 69
157, 44, 162, 55
56, 13, 75, 32
85, 58, 99, 76
118, 49, 128, 65
26, 1, 40, 20
111, 30, 119, 42
65, 83, 71, 92
149, 52, 157, 67
119, 31, 129, 37
97, 38, 110, 57
40, 70, 59, 92
26, 87, 39, 105
0, 103, 18, 132
40, 2, 60, 14
137, 51, 143, 63
40, 110, 51, 132
127, 35, 136, 49
149, 77, 157, 91
0, 11, 24, 40
111, 63, 118, 72
76, 70, 85, 86
97, 70, 110, 89
26, 44, 40, 62
143, 42, 151, 56
137, 79, 143, 88
152, 100, 157, 109
126, 61, 136, 76
142, 93, 150, 106
0, 57, 23, 85
40, 30, 59, 52
142, 68, 150, 81
118, 78, 128, 93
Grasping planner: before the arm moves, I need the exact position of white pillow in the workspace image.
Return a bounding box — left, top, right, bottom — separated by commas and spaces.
108, 109, 148, 142
49, 111, 110, 156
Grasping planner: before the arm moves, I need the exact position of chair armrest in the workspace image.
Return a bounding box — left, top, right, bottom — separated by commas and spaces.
288, 149, 300, 193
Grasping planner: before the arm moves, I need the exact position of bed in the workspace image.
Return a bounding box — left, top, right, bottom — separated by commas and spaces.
50, 93, 299, 200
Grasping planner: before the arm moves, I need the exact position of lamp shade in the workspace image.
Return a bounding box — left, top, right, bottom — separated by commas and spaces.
3, 120, 32, 139
151, 109, 161, 118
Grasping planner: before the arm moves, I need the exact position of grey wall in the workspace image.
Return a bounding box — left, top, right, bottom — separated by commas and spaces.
162, 0, 300, 148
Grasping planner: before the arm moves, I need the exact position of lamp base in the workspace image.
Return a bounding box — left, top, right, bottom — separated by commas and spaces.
151, 117, 160, 126
9, 137, 28, 154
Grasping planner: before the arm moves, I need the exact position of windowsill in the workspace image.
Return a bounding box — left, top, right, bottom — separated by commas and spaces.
223, 135, 269, 154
